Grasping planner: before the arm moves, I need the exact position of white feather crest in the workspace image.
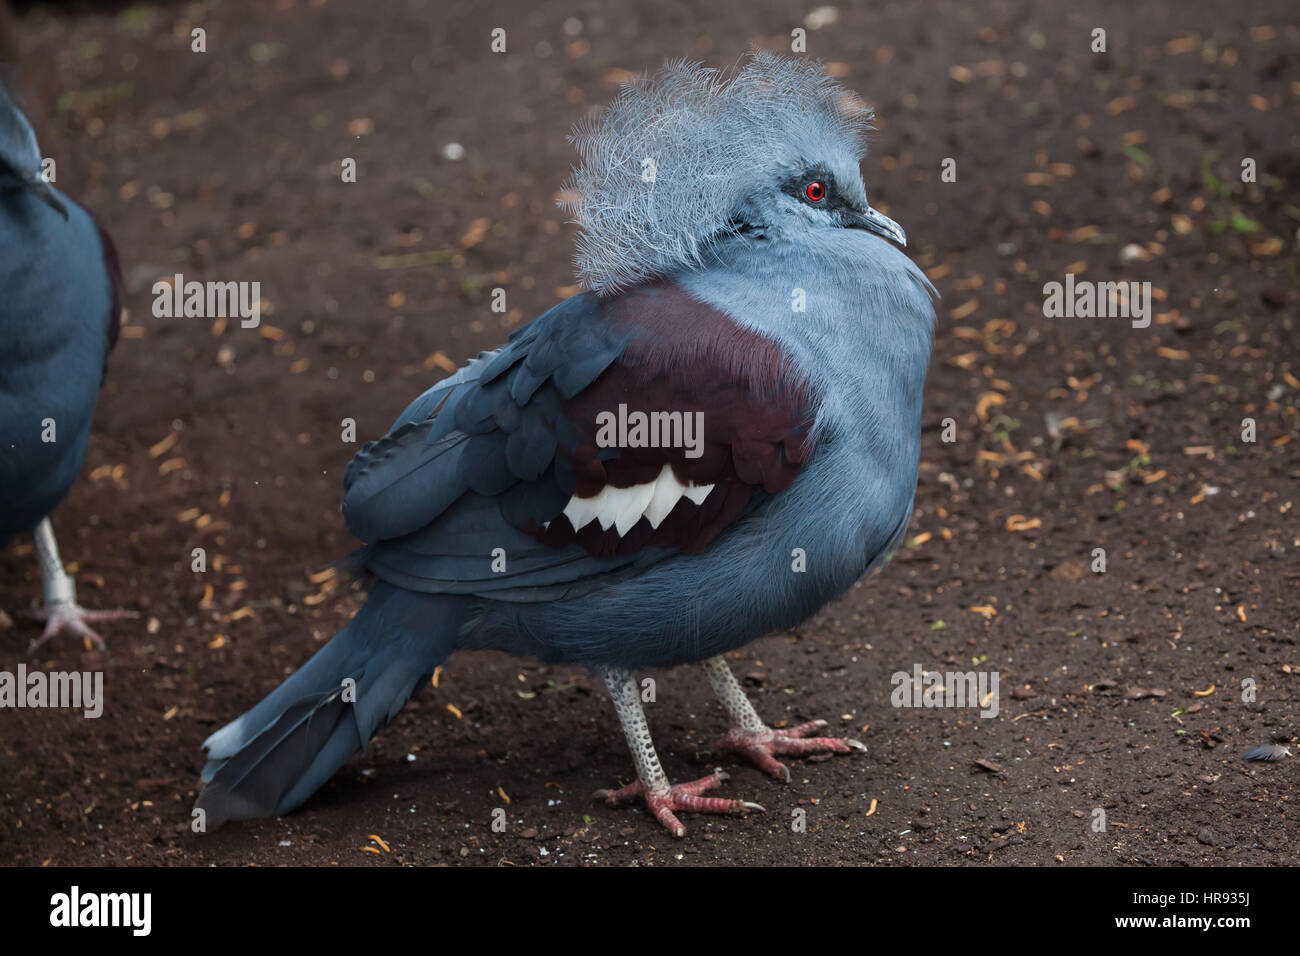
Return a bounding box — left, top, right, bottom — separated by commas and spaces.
560, 52, 874, 294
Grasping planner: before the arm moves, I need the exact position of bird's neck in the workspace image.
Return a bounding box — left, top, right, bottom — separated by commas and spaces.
675, 232, 936, 444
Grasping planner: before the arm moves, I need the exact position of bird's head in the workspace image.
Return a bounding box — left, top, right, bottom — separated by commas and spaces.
0, 79, 67, 218
561, 52, 904, 294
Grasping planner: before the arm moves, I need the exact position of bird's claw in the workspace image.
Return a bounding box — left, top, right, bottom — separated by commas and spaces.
594, 768, 765, 837
710, 719, 866, 783
28, 600, 137, 654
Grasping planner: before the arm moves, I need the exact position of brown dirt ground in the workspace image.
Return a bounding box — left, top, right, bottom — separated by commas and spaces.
1, 0, 1297, 866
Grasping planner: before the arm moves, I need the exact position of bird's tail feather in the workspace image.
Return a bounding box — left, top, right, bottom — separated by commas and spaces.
195, 582, 467, 826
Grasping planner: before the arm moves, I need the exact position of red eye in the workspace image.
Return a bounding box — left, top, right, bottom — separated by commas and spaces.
805, 181, 827, 202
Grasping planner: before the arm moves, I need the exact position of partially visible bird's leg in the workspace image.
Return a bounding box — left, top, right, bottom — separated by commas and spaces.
28, 518, 136, 654
702, 655, 866, 783
594, 665, 763, 837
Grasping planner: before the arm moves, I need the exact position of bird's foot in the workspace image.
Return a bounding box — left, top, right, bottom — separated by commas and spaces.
594, 768, 764, 838
711, 719, 866, 783
28, 600, 136, 654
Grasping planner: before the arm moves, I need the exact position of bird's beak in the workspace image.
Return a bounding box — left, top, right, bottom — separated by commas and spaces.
846, 204, 906, 247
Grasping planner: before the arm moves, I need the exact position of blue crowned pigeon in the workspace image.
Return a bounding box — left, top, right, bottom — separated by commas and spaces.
0, 80, 134, 653
197, 53, 937, 837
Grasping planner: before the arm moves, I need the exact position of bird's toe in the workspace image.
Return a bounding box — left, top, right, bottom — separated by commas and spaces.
712, 721, 867, 780
595, 770, 763, 837
27, 601, 135, 655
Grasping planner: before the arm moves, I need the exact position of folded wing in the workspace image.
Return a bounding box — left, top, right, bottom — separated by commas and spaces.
343, 280, 817, 601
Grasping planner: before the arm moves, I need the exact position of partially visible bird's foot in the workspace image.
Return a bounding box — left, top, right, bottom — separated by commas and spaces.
28, 600, 137, 654
594, 768, 765, 838
711, 719, 866, 783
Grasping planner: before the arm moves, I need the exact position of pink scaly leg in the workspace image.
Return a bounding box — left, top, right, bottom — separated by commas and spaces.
595, 666, 764, 837
27, 518, 136, 655
701, 655, 866, 783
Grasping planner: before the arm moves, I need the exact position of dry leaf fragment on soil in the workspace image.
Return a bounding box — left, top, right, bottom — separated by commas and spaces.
459, 218, 491, 248
148, 432, 178, 458
1124, 687, 1168, 700
424, 351, 458, 373
950, 299, 979, 320
602, 67, 638, 85
975, 391, 1005, 421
